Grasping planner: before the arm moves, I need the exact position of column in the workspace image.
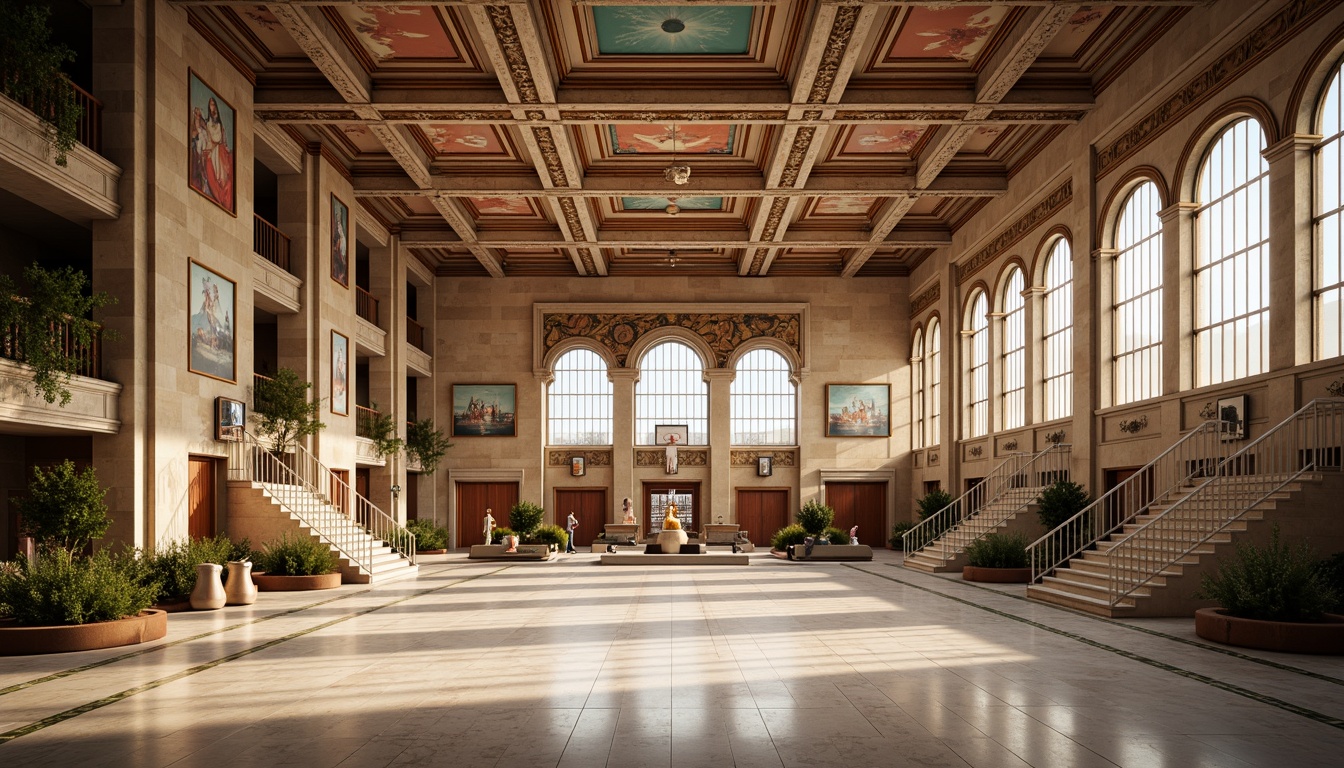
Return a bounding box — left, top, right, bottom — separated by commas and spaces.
1158, 202, 1198, 395
366, 235, 404, 519
704, 368, 735, 524
609, 367, 637, 524
1263, 134, 1319, 373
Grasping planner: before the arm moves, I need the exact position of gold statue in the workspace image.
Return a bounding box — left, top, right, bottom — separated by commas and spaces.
662, 500, 682, 530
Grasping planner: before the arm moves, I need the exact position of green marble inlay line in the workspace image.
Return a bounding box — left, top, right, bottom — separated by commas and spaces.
848, 565, 1344, 732
0, 565, 510, 745
877, 563, 1344, 689
0, 562, 475, 699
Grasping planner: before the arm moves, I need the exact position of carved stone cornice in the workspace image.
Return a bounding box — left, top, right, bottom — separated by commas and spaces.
909, 283, 940, 317
1096, 0, 1333, 177
542, 311, 802, 368
548, 450, 613, 467
730, 450, 797, 467
957, 180, 1073, 285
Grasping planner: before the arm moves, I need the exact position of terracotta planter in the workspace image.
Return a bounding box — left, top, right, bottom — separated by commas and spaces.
416, 549, 448, 555
1194, 608, 1344, 655
0, 610, 168, 656
152, 599, 193, 613
252, 572, 342, 591
962, 566, 1032, 583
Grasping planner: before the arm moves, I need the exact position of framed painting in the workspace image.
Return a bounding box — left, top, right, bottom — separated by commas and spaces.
331, 330, 349, 416
757, 456, 773, 477
331, 194, 350, 288
216, 396, 245, 442
188, 260, 236, 382
571, 456, 585, 477
452, 384, 516, 437
826, 383, 891, 437
187, 70, 236, 215
1217, 394, 1247, 441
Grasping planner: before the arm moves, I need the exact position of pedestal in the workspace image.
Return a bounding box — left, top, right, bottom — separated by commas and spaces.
655, 529, 689, 553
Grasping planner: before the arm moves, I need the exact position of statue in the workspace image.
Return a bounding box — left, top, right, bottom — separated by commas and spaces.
483, 509, 495, 544
664, 433, 679, 474
849, 525, 859, 545
662, 499, 682, 530
622, 497, 635, 524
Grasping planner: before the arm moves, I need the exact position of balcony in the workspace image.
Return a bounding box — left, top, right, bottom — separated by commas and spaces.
354, 288, 386, 358
0, 317, 120, 435
252, 215, 301, 314
356, 287, 379, 326
406, 317, 425, 352
355, 404, 385, 467
0, 90, 119, 222
253, 214, 290, 272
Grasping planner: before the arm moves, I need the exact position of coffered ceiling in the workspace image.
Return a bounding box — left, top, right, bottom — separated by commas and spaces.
177, 0, 1200, 278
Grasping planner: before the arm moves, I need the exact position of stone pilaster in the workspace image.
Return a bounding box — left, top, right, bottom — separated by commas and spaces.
704, 368, 736, 523
608, 367, 637, 523
1263, 133, 1320, 372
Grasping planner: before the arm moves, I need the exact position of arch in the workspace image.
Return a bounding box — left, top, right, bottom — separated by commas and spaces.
628, 326, 716, 372
1284, 20, 1344, 137
634, 338, 710, 445
991, 257, 1029, 312
1098, 166, 1170, 250
547, 346, 615, 446
963, 288, 990, 438
724, 335, 803, 378
540, 336, 617, 376
1030, 225, 1073, 285
961, 280, 991, 321
1174, 99, 1278, 202
998, 267, 1026, 431
730, 347, 798, 446
1110, 178, 1165, 406
925, 315, 943, 447
1041, 236, 1075, 421
1313, 52, 1344, 361
911, 325, 926, 450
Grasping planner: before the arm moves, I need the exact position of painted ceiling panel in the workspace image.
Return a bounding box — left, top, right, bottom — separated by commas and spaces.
232, 7, 304, 59
593, 6, 754, 55
814, 197, 878, 216
841, 125, 928, 155
889, 6, 1009, 62
609, 124, 736, 154
423, 125, 507, 155
468, 197, 537, 216
1041, 6, 1115, 58
621, 196, 724, 211
336, 6, 457, 62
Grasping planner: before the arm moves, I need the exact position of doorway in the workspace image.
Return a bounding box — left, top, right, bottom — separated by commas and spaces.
1104, 466, 1148, 530
456, 481, 519, 547
735, 488, 789, 544
825, 482, 887, 542
331, 469, 350, 516
642, 482, 700, 534
187, 456, 217, 539
554, 488, 607, 549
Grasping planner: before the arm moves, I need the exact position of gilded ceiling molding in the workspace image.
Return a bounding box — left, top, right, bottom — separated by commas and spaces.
729, 450, 797, 467
957, 180, 1072, 285
807, 5, 861, 104
548, 450, 612, 467
266, 5, 367, 103
747, 245, 773, 277
989, 110, 1088, 123
486, 4, 540, 104
909, 283, 940, 317
532, 126, 568, 187
542, 312, 802, 368
1096, 0, 1332, 177
562, 110, 786, 123
833, 110, 967, 122
574, 246, 599, 276
779, 127, 816, 188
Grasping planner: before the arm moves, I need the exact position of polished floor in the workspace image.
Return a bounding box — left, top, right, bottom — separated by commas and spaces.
1, 550, 1342, 767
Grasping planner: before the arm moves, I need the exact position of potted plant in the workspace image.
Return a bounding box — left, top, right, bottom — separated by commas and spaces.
889, 521, 914, 549
0, 263, 117, 406
251, 533, 341, 591
138, 534, 251, 610
962, 532, 1031, 583
508, 501, 545, 543
252, 367, 325, 454
0, 1, 82, 165
405, 417, 452, 473
770, 524, 807, 553
406, 519, 448, 555
796, 499, 834, 536
529, 524, 569, 553
914, 488, 955, 539
1194, 527, 1343, 654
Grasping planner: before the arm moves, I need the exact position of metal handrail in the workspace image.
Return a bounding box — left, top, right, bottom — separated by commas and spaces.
1103, 398, 1344, 608
1028, 420, 1234, 582
903, 444, 1069, 558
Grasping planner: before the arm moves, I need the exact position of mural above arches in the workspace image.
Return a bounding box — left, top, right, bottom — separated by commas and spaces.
539, 306, 804, 368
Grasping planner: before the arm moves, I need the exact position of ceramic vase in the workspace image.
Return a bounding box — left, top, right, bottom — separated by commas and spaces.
224, 561, 257, 605
190, 563, 226, 610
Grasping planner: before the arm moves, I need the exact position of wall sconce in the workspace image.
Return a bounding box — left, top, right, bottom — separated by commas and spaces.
391, 484, 401, 501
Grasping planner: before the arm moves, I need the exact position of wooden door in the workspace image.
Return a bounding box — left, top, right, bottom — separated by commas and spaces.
187, 457, 216, 540
554, 488, 606, 548
825, 482, 887, 543
736, 488, 789, 544
331, 469, 350, 516
405, 475, 420, 521
1104, 467, 1147, 530
643, 482, 700, 533
355, 468, 371, 501
456, 481, 519, 547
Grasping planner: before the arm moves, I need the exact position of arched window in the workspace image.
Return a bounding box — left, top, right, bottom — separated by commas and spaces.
635, 340, 708, 444
911, 328, 925, 450
1000, 268, 1025, 430
547, 347, 612, 445
730, 348, 796, 445
927, 319, 942, 446
1195, 118, 1269, 386
1316, 62, 1344, 360
1113, 181, 1163, 405
1043, 238, 1074, 420
964, 290, 989, 438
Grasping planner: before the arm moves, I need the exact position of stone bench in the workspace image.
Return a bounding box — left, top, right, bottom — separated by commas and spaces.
783, 544, 873, 562
468, 544, 552, 561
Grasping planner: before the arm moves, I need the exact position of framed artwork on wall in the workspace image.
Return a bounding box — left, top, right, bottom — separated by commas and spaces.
1217, 394, 1247, 441
331, 330, 349, 416
188, 260, 236, 382
452, 384, 516, 437
331, 194, 349, 288
757, 456, 773, 477
187, 70, 236, 215
571, 456, 586, 477
825, 383, 891, 437
216, 396, 245, 442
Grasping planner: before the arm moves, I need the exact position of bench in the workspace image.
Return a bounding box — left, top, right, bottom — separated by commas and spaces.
468, 544, 552, 561
784, 544, 873, 562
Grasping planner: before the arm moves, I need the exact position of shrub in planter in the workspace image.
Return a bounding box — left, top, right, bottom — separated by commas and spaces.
530, 524, 569, 551
917, 489, 954, 521
138, 534, 251, 603
406, 519, 448, 551
771, 524, 808, 551
16, 460, 110, 553
796, 500, 834, 535
255, 534, 339, 577
1195, 526, 1338, 622
1036, 480, 1091, 531
889, 521, 914, 549
509, 501, 545, 540
1318, 552, 1344, 614
964, 532, 1029, 569
490, 527, 516, 545
823, 527, 850, 545
405, 418, 453, 474
0, 549, 157, 626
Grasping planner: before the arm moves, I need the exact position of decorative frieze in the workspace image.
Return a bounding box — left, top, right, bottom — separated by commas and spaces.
957, 180, 1072, 285
542, 311, 802, 367
909, 283, 940, 317
730, 450, 797, 467
1118, 415, 1149, 434
806, 5, 861, 104
547, 450, 612, 467
636, 449, 707, 467
486, 5, 540, 104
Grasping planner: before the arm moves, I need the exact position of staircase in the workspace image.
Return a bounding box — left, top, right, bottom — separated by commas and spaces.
1028, 399, 1344, 617
227, 431, 418, 584
903, 445, 1070, 573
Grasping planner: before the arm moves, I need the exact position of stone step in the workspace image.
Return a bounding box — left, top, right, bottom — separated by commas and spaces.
1026, 583, 1136, 617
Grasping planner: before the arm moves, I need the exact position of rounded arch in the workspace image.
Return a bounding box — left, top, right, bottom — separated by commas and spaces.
1030, 225, 1073, 285
1098, 166, 1170, 249
991, 258, 1028, 312
725, 336, 803, 377
961, 281, 991, 323
1174, 99, 1277, 202
1284, 20, 1344, 137
628, 327, 716, 372
540, 337, 617, 377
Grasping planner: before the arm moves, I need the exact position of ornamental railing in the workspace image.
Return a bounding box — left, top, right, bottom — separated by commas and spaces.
253, 214, 291, 272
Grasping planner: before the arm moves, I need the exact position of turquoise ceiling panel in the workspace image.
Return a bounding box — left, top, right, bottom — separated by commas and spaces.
593, 6, 754, 55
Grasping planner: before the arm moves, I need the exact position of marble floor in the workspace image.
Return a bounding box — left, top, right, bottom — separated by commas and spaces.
1, 550, 1342, 767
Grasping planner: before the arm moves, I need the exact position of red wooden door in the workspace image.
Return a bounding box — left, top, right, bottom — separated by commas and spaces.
188, 457, 216, 540
735, 489, 790, 544
554, 488, 606, 549
825, 482, 887, 543
331, 469, 350, 516
456, 481, 519, 547
405, 475, 420, 521
355, 468, 371, 501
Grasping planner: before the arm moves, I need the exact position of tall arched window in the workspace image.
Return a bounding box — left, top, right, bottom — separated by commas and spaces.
730, 348, 796, 445
635, 340, 708, 444
1195, 118, 1269, 386
927, 318, 942, 446
1316, 62, 1344, 360
547, 347, 613, 444
911, 328, 925, 449
1043, 238, 1074, 420
1113, 181, 1163, 405
1000, 268, 1025, 430
964, 291, 989, 438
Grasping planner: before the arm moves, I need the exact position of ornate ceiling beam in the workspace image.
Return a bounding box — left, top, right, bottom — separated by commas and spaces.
395, 230, 952, 250
350, 174, 1008, 198
265, 5, 369, 103
174, 1, 1209, 7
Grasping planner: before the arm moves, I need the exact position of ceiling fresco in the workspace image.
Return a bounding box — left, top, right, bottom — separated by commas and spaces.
840, 125, 929, 155
592, 6, 755, 55
334, 6, 457, 62
609, 124, 736, 155
621, 197, 724, 212
888, 5, 1010, 62
423, 125, 507, 155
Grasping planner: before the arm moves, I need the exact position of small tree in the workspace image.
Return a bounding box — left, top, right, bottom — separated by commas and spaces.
405, 417, 452, 473
364, 401, 403, 460
1036, 480, 1091, 531
0, 263, 117, 406
796, 499, 834, 535
17, 460, 110, 552
0, 1, 82, 165
252, 367, 325, 452
916, 489, 954, 520
508, 501, 545, 540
